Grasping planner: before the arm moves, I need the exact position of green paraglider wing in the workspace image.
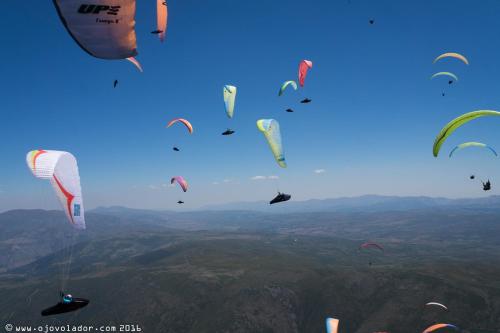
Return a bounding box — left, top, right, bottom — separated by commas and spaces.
278, 80, 297, 96
433, 110, 500, 157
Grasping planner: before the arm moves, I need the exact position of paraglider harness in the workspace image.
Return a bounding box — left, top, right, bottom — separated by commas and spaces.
483, 180, 491, 191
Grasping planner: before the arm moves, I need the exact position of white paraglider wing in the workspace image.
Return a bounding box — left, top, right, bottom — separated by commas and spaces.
54, 0, 138, 59
26, 150, 85, 230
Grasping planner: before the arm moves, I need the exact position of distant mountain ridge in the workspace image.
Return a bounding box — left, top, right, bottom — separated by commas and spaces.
196, 194, 500, 213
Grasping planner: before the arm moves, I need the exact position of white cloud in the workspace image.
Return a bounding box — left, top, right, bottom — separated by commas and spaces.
251, 175, 279, 180
148, 185, 159, 190
314, 169, 326, 174
212, 181, 219, 185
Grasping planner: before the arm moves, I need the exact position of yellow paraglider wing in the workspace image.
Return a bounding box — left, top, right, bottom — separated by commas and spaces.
257, 119, 286, 168
433, 110, 500, 157
223, 85, 237, 118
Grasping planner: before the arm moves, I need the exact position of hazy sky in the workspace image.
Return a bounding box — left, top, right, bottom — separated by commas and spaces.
2, 0, 500, 211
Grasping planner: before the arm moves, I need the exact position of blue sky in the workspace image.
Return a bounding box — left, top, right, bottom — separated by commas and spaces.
2, 0, 500, 210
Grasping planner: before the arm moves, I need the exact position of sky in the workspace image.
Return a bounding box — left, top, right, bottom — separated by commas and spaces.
2, 0, 500, 211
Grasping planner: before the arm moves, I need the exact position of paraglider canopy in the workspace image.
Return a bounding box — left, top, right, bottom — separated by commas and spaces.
167, 118, 194, 134
325, 317, 339, 333
171, 176, 188, 192
156, 0, 168, 42
298, 60, 313, 87
425, 302, 448, 310
449, 142, 498, 158
433, 110, 500, 157
433, 52, 469, 65
278, 81, 297, 96
422, 324, 459, 333
431, 72, 458, 82
257, 119, 287, 168
223, 85, 237, 118
26, 150, 85, 230
53, 0, 138, 59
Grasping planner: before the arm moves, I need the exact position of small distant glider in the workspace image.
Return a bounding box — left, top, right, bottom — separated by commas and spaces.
300, 98, 312, 104
433, 53, 469, 65
359, 242, 384, 251
171, 176, 188, 192
167, 118, 193, 134
425, 302, 448, 310
431, 72, 458, 82
449, 142, 497, 158
422, 324, 459, 333
279, 81, 298, 96
286, 108, 294, 113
